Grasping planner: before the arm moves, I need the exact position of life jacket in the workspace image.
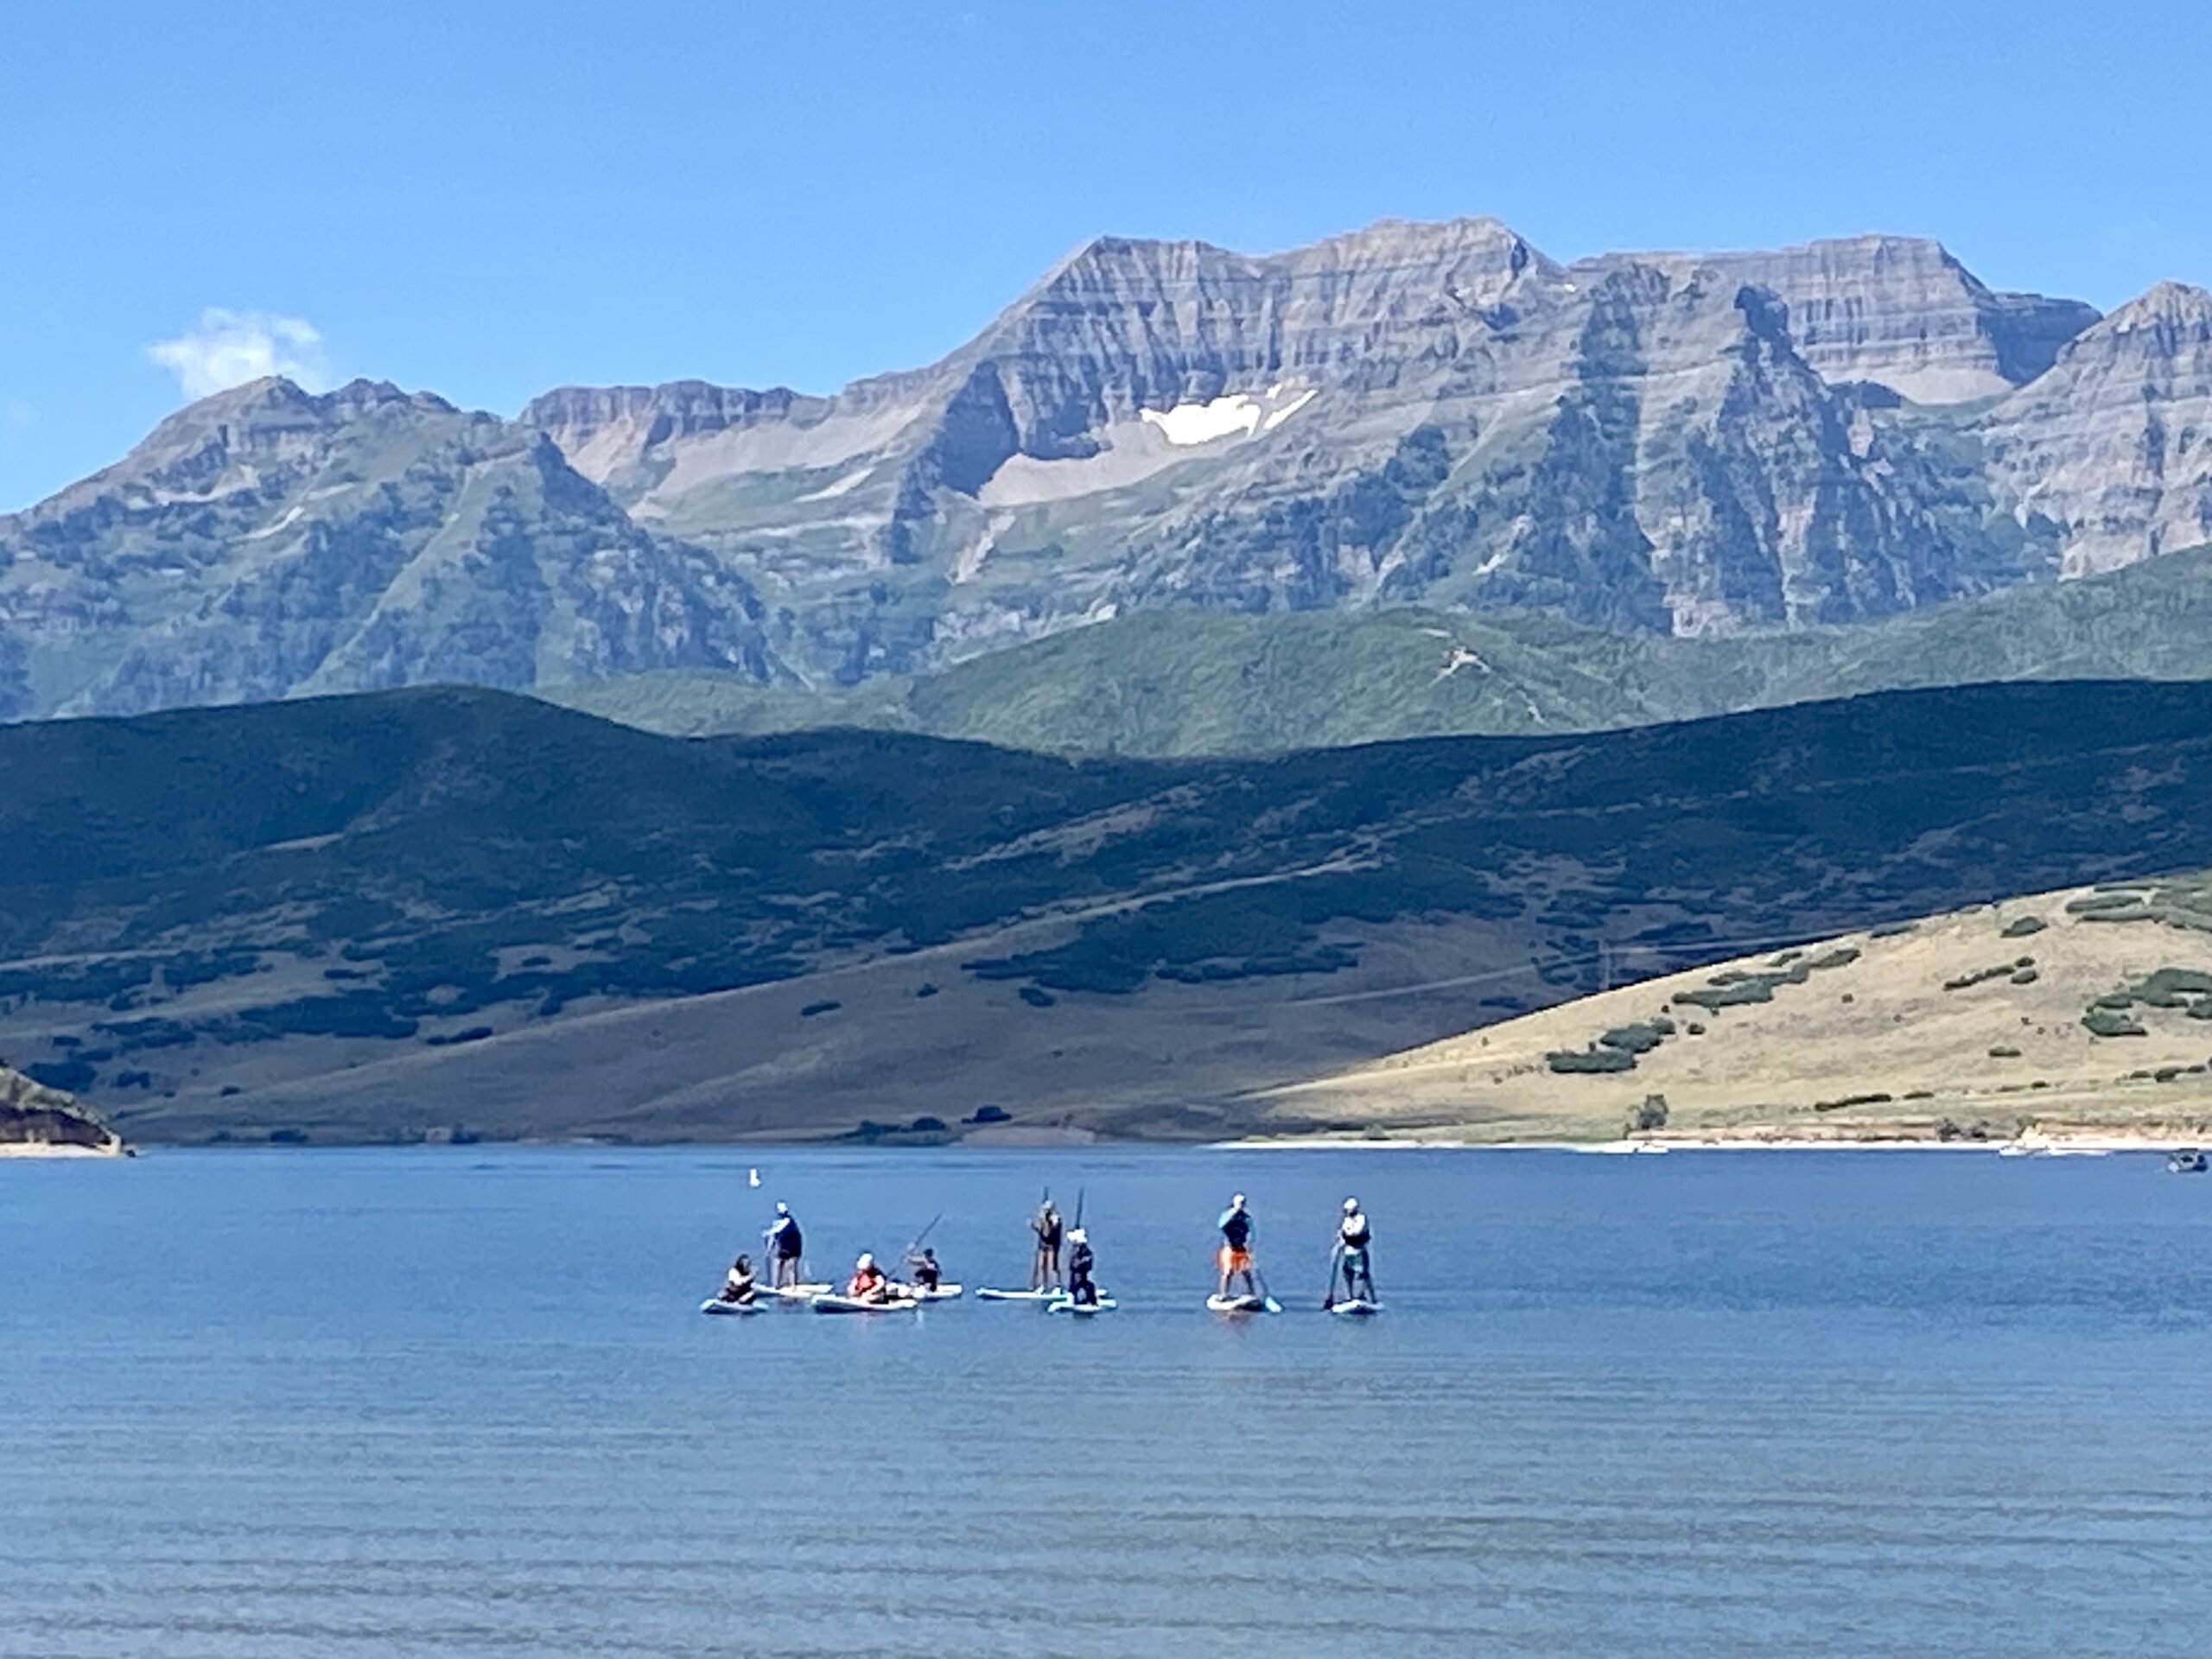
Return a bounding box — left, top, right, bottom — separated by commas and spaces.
1341, 1215, 1371, 1249
849, 1266, 885, 1297
1069, 1242, 1095, 1279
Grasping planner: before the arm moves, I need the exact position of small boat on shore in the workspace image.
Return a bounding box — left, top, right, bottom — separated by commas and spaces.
2169, 1148, 2209, 1174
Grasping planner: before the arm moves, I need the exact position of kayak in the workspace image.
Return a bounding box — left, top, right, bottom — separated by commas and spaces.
1206, 1294, 1281, 1316
812, 1294, 920, 1315
1049, 1297, 1117, 1316
976, 1287, 1062, 1302
1329, 1300, 1383, 1318
700, 1297, 761, 1316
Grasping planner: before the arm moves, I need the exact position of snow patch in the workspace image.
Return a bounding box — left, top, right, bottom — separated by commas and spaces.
796, 467, 873, 502
1139, 385, 1317, 447
245, 504, 305, 541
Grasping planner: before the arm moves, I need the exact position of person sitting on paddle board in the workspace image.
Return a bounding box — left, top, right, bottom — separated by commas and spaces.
847, 1253, 890, 1303
1065, 1227, 1100, 1306
1332, 1198, 1375, 1306
766, 1203, 804, 1289
1030, 1198, 1065, 1291
719, 1253, 757, 1306
1217, 1193, 1258, 1300
906, 1246, 943, 1292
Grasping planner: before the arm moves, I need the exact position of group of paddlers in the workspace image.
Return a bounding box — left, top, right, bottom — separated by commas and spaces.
709, 1192, 1378, 1309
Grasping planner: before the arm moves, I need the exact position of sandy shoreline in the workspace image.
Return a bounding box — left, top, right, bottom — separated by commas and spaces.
1221, 1131, 2208, 1154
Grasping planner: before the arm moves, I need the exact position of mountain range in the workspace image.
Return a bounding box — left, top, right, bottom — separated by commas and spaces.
7, 219, 2212, 723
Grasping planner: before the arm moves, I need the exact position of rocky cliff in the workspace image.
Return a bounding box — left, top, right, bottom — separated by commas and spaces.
10, 219, 2212, 717
0, 1060, 122, 1154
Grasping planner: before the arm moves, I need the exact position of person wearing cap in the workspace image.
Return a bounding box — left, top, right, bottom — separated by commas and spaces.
1217, 1193, 1258, 1300
1030, 1198, 1065, 1292
1065, 1227, 1100, 1306
766, 1202, 804, 1289
846, 1252, 890, 1302
1332, 1198, 1376, 1306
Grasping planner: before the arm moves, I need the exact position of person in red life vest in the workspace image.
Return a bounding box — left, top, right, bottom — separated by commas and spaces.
846, 1252, 890, 1303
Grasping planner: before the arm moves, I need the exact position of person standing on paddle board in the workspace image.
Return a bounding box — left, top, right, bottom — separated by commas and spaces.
766, 1202, 804, 1289
1332, 1198, 1376, 1306
1217, 1193, 1258, 1300
1030, 1198, 1065, 1292
1065, 1227, 1100, 1306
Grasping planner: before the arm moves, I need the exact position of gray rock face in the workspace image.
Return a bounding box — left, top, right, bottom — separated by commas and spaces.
0, 379, 780, 716
512, 220, 2148, 683
10, 219, 2209, 718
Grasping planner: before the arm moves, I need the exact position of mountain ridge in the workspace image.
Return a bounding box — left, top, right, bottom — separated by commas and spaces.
8, 218, 2209, 721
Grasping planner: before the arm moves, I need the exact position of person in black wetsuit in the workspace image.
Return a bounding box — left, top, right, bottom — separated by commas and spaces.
1030, 1198, 1065, 1291
1065, 1227, 1100, 1306
766, 1202, 804, 1289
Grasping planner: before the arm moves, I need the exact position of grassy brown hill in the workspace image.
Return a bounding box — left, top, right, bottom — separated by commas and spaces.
1268, 874, 2212, 1144
5, 680, 2212, 1144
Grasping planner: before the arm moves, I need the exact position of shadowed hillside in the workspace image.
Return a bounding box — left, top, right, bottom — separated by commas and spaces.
5, 680, 2212, 1143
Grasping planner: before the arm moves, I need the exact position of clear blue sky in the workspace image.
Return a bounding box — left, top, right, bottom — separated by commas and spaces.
3, 0, 2206, 510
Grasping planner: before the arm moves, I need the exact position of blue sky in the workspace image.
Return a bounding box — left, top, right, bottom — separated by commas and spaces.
3, 0, 2206, 510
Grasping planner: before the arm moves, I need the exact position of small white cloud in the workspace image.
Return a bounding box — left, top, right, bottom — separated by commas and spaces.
147, 308, 334, 401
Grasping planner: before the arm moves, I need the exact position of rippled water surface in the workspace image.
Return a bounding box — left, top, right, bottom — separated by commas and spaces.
5, 1147, 2210, 1657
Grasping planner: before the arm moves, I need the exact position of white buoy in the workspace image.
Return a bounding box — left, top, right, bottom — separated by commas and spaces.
747, 1167, 760, 1188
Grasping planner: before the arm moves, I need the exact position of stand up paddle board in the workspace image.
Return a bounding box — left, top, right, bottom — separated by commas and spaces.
1206, 1294, 1280, 1315
700, 1298, 762, 1316
1049, 1296, 1116, 1315
765, 1282, 833, 1302
897, 1283, 964, 1301
976, 1287, 1061, 1302
812, 1294, 920, 1314
1328, 1300, 1383, 1318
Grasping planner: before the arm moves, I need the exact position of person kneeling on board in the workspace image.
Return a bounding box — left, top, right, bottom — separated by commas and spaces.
766, 1202, 804, 1289
1065, 1228, 1100, 1306
847, 1253, 891, 1303
718, 1253, 758, 1306
1332, 1198, 1376, 1306
906, 1247, 943, 1292
1217, 1193, 1259, 1300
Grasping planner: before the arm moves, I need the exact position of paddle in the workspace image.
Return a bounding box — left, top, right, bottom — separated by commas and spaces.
1323, 1240, 1342, 1310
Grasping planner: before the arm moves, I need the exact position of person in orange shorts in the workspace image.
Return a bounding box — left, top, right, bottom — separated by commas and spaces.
1216, 1192, 1257, 1300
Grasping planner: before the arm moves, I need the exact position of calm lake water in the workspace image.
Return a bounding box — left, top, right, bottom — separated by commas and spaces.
4, 1147, 2210, 1658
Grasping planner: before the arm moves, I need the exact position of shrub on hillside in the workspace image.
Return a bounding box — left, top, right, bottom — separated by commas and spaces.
2002, 916, 2048, 938
1546, 1045, 1636, 1074
2082, 1007, 2147, 1038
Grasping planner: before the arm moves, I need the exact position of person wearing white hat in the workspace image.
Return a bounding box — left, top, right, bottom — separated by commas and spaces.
1331, 1197, 1376, 1306
766, 1201, 804, 1288
1065, 1226, 1101, 1306
845, 1251, 889, 1303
